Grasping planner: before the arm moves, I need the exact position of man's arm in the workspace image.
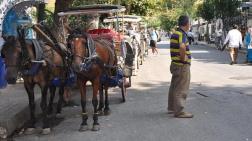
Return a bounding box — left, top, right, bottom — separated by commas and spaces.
223, 32, 230, 45
179, 33, 187, 61
179, 43, 187, 61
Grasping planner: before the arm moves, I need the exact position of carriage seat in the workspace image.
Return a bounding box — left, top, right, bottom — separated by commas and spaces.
88, 29, 123, 42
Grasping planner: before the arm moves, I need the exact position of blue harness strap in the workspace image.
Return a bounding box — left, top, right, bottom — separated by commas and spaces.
23, 62, 42, 76
51, 69, 76, 87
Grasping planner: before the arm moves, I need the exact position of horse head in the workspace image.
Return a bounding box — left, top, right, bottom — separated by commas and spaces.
68, 30, 93, 73
1, 36, 22, 84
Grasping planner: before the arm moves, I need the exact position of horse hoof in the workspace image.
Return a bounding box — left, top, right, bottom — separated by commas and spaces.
41, 128, 51, 135
97, 110, 104, 116
55, 113, 64, 119
47, 114, 54, 118
103, 109, 111, 116
79, 125, 89, 132
24, 128, 36, 135
92, 124, 100, 131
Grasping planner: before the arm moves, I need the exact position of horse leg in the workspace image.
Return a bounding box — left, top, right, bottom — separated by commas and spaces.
98, 84, 104, 115
91, 78, 100, 131
103, 85, 111, 116
24, 82, 36, 135
48, 85, 56, 116
79, 80, 88, 132
56, 84, 64, 118
40, 85, 51, 135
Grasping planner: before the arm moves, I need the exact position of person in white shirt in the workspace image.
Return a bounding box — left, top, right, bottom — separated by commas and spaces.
223, 24, 243, 65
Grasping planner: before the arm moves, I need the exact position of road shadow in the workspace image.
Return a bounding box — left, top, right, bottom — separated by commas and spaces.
11, 79, 252, 141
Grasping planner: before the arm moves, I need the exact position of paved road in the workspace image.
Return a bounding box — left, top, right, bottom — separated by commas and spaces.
13, 41, 252, 141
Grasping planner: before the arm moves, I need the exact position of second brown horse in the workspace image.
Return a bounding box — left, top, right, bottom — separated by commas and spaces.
68, 31, 116, 131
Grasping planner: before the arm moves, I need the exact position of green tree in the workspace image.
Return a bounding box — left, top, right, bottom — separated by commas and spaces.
196, 0, 215, 42
214, 0, 241, 19
53, 0, 75, 25
196, 0, 215, 22
197, 0, 242, 31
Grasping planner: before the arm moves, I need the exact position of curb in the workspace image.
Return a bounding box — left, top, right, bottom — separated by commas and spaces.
0, 85, 41, 139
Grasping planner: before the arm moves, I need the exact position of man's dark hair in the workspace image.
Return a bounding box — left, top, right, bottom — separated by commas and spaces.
232, 24, 238, 29
178, 15, 189, 27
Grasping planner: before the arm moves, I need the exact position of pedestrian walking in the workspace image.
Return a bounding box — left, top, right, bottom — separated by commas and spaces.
168, 15, 193, 118
244, 27, 252, 63
149, 28, 159, 55
223, 24, 243, 65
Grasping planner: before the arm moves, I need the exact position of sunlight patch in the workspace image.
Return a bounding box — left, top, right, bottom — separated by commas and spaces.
190, 50, 209, 53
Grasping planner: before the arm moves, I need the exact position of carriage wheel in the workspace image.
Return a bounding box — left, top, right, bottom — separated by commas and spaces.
137, 58, 140, 69
121, 77, 126, 102
146, 48, 149, 56
142, 52, 145, 61
140, 55, 143, 65
128, 76, 131, 87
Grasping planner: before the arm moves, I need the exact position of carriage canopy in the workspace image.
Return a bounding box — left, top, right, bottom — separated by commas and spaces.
103, 15, 142, 23
58, 4, 126, 17
0, 0, 46, 36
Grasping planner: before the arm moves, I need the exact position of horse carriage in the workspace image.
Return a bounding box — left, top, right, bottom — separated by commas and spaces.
1, 3, 134, 134
57, 4, 134, 131
57, 4, 133, 101
103, 15, 145, 75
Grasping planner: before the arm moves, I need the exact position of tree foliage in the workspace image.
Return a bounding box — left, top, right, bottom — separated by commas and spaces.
151, 0, 199, 31
48, 0, 204, 31
197, 0, 241, 21
214, 0, 241, 19
122, 0, 157, 16
196, 0, 215, 22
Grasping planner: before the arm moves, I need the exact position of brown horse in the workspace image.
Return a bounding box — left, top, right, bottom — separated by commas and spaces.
68, 31, 116, 131
1, 27, 68, 135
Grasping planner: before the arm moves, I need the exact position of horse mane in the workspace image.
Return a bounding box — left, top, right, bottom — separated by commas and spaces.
17, 26, 28, 49
68, 29, 95, 57
2, 36, 17, 51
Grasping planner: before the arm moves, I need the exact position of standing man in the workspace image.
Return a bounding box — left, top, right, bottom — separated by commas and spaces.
168, 15, 193, 118
223, 24, 243, 65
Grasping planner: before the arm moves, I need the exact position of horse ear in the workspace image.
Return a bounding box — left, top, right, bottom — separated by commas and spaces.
6, 36, 16, 43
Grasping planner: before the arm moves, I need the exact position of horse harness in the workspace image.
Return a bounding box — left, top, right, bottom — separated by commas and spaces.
17, 26, 67, 77
68, 32, 117, 72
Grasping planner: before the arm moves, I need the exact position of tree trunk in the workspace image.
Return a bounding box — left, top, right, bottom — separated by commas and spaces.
51, 0, 74, 42
54, 0, 75, 25
37, 4, 45, 22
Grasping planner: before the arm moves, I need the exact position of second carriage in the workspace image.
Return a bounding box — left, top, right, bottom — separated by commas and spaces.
57, 4, 134, 102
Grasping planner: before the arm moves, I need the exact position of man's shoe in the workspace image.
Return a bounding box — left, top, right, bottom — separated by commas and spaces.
175, 112, 193, 118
